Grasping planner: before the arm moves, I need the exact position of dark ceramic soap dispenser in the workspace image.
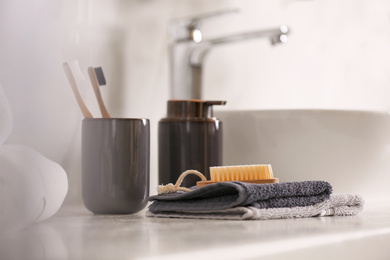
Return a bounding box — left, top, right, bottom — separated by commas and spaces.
158, 100, 226, 187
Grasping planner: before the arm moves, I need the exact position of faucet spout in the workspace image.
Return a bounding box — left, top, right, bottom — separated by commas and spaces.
190, 25, 289, 66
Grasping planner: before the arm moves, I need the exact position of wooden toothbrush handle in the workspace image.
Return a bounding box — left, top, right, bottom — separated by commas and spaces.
88, 67, 111, 118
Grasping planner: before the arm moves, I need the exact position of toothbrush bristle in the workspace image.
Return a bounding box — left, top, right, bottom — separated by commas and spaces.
94, 67, 106, 86
68, 60, 85, 81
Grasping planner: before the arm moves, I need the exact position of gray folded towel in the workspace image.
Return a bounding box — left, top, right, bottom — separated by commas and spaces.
148, 180, 332, 213
146, 194, 364, 220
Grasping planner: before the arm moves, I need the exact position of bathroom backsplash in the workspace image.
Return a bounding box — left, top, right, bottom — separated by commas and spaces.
1, 0, 389, 205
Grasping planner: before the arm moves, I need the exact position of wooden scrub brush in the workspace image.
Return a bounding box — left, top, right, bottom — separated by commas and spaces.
197, 164, 279, 188
157, 164, 279, 194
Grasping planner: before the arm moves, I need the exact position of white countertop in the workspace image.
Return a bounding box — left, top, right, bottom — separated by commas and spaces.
2, 199, 390, 260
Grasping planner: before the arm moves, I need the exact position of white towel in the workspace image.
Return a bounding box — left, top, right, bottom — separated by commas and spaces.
0, 86, 68, 232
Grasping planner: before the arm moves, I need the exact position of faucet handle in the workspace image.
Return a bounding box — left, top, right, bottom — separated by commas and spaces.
170, 8, 239, 43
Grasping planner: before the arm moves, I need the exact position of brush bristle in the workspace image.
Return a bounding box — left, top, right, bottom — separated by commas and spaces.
93, 67, 106, 86
67, 60, 85, 81
210, 164, 274, 182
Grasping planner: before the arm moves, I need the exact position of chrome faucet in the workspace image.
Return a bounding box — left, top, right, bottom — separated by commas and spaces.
169, 9, 290, 100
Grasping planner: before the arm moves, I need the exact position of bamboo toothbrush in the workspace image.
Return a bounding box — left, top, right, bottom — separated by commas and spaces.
63, 60, 93, 118
88, 67, 111, 118
196, 164, 279, 188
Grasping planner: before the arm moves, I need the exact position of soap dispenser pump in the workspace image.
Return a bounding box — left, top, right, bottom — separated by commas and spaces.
158, 100, 226, 187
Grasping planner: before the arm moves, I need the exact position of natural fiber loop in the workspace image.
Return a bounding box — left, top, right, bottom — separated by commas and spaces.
157, 169, 207, 194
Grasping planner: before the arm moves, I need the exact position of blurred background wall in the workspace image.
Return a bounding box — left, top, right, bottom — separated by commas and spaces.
1, 0, 390, 206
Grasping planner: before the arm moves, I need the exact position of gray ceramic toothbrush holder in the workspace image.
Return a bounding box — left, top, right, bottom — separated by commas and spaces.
82, 118, 150, 214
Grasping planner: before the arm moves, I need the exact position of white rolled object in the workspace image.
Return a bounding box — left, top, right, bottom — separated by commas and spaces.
0, 83, 68, 230
8, 145, 69, 222
0, 145, 68, 231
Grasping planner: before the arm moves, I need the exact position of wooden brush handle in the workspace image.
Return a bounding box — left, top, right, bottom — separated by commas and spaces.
88, 67, 111, 118
196, 178, 279, 188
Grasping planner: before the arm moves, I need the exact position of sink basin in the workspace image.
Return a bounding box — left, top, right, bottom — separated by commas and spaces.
216, 109, 390, 199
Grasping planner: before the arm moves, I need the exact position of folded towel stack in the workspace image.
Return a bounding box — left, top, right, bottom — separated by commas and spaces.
146, 181, 364, 220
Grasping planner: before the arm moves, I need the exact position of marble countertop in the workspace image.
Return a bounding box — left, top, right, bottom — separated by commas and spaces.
2, 199, 390, 260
